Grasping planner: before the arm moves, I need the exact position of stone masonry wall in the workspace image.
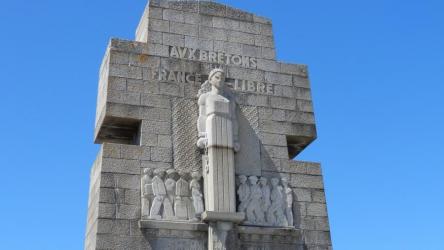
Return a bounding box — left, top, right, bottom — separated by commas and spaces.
86, 1, 332, 249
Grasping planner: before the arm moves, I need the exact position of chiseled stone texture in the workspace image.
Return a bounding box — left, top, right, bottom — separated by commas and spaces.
86, 0, 332, 249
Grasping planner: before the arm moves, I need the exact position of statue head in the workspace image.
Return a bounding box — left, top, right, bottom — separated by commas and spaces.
208, 68, 225, 89
153, 168, 166, 179
281, 177, 289, 187
248, 176, 258, 185
191, 171, 202, 180
238, 175, 247, 184
166, 169, 179, 181
143, 168, 154, 177
259, 177, 268, 186
271, 178, 280, 186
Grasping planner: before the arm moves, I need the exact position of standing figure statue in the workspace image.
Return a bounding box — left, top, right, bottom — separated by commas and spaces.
163, 169, 177, 220
175, 172, 190, 220
149, 169, 167, 220
197, 68, 240, 213
141, 168, 154, 219
246, 176, 265, 224
190, 171, 204, 221
237, 175, 250, 213
259, 177, 271, 224
282, 177, 294, 227
267, 178, 288, 226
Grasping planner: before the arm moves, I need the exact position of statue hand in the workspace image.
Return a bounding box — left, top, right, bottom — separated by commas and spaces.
197, 137, 207, 149
234, 142, 240, 152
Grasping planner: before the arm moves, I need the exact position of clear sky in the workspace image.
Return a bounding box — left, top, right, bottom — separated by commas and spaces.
0, 0, 443, 249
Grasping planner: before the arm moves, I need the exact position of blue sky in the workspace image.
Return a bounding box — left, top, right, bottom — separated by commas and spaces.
1, 0, 443, 249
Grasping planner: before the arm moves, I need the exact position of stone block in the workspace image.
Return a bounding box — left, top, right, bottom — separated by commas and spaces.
254, 35, 274, 48
261, 47, 276, 60
102, 143, 121, 159
285, 111, 316, 124
242, 44, 262, 58
239, 21, 261, 34
257, 59, 280, 72
158, 135, 172, 147
258, 132, 287, 146
183, 12, 200, 25
170, 21, 198, 37
148, 19, 170, 32
245, 94, 268, 107
226, 6, 254, 21
296, 100, 314, 112
293, 75, 310, 88
304, 231, 332, 245
98, 203, 116, 219
117, 204, 140, 220
291, 174, 324, 189
102, 158, 141, 175
140, 132, 158, 147
141, 93, 170, 108
293, 188, 312, 202
281, 63, 308, 77
148, 7, 163, 20
147, 30, 163, 44
184, 36, 213, 51
162, 33, 185, 47
253, 15, 272, 24
260, 24, 273, 36
140, 107, 171, 122
151, 147, 173, 162
168, 1, 198, 13
148, 43, 170, 57
141, 160, 172, 170
307, 203, 328, 217
109, 51, 130, 65
142, 120, 172, 135
199, 14, 213, 27
199, 2, 226, 17
227, 67, 264, 82
97, 219, 130, 235
213, 17, 240, 30
311, 190, 326, 203
99, 188, 122, 204
163, 9, 184, 23
228, 30, 255, 45
199, 26, 227, 41
295, 87, 312, 100
258, 107, 285, 121
121, 145, 142, 160
270, 96, 296, 110
265, 72, 293, 86
100, 173, 140, 190
263, 145, 288, 159
124, 189, 140, 205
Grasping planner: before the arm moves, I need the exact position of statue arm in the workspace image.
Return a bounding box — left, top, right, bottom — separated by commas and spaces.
197, 95, 207, 148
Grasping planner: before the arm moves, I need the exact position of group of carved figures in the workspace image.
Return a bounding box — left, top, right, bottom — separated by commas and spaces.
141, 168, 204, 221
237, 175, 294, 227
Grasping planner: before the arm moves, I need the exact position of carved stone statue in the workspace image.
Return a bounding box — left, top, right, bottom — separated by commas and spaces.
149, 169, 167, 220
237, 175, 250, 213
175, 172, 190, 220
282, 177, 294, 227
163, 169, 177, 220
259, 177, 271, 223
197, 68, 239, 213
190, 171, 204, 221
246, 176, 265, 224
266, 178, 287, 226
141, 168, 154, 219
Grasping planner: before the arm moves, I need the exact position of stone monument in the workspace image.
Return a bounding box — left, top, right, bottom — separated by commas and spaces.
85, 0, 332, 249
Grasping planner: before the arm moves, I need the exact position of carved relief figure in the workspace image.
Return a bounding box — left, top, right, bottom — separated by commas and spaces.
175, 172, 190, 220
266, 178, 287, 226
259, 177, 271, 220
141, 168, 154, 219
190, 171, 204, 221
282, 177, 294, 227
163, 169, 177, 220
237, 175, 250, 213
149, 169, 167, 220
197, 68, 240, 213
246, 176, 265, 224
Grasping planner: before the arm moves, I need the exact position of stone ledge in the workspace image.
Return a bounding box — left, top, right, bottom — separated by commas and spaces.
139, 220, 208, 231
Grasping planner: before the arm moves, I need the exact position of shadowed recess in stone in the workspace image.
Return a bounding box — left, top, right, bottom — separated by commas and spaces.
95, 116, 141, 145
